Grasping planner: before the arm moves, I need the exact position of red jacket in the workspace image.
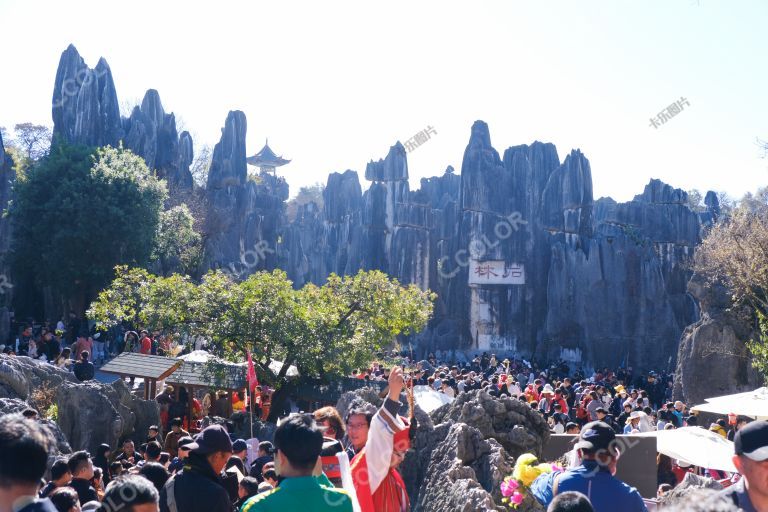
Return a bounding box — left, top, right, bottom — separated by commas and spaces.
140, 336, 152, 354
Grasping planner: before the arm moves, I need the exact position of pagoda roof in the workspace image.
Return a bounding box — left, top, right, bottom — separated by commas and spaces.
247, 140, 291, 167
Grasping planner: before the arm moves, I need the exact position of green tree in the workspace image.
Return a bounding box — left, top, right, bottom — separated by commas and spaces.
10, 144, 167, 313
88, 267, 435, 418
153, 204, 203, 276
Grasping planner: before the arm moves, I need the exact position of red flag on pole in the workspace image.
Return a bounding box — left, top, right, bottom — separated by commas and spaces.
247, 350, 259, 392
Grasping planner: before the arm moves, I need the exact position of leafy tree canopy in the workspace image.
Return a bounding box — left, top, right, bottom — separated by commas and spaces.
88, 267, 435, 384
9, 144, 167, 306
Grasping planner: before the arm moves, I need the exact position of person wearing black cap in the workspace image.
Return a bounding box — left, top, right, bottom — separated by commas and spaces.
159, 424, 233, 512
225, 439, 249, 476
530, 421, 647, 512
716, 420, 768, 511
167, 436, 193, 474
594, 408, 619, 434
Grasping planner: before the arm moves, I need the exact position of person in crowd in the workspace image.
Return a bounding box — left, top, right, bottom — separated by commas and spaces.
234, 476, 260, 509
40, 332, 60, 362
565, 422, 581, 435
159, 424, 233, 512
146, 425, 163, 448
67, 451, 98, 505
225, 439, 249, 475
344, 404, 375, 461
531, 421, 647, 512
0, 414, 58, 511
155, 387, 174, 431
240, 414, 353, 512
547, 491, 595, 512
39, 459, 72, 499
54, 348, 72, 369
351, 366, 412, 512
108, 462, 123, 482
137, 462, 169, 495
716, 420, 768, 511
248, 442, 275, 481
709, 419, 729, 438
123, 331, 139, 353
70, 337, 92, 363
595, 407, 620, 434
727, 416, 748, 442
47, 487, 80, 512
102, 474, 159, 512
162, 418, 189, 459
92, 444, 111, 486
549, 403, 569, 434
313, 406, 346, 441
142, 442, 162, 465
167, 437, 193, 474
261, 469, 278, 488
115, 439, 144, 466
89, 468, 104, 501
15, 326, 33, 356
657, 453, 678, 488
139, 330, 152, 355
72, 351, 94, 382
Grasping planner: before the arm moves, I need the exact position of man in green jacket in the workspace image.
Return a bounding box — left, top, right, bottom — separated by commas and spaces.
241, 414, 352, 512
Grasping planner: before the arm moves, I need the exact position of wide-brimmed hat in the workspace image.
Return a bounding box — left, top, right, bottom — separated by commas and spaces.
541, 384, 555, 395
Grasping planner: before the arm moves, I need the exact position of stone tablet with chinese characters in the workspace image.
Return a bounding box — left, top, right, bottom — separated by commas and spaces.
468, 260, 525, 285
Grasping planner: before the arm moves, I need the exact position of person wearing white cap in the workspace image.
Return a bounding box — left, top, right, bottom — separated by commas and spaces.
538, 384, 556, 415
716, 420, 768, 511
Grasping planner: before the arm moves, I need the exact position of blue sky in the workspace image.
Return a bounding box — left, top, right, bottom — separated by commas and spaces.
1, 0, 766, 202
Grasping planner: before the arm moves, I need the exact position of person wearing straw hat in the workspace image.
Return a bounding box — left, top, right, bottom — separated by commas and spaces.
539, 384, 556, 416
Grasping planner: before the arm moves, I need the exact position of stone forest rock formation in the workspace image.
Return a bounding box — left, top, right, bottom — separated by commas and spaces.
4, 44, 758, 391
673, 272, 762, 405
199, 111, 716, 373
51, 44, 192, 192
0, 355, 159, 454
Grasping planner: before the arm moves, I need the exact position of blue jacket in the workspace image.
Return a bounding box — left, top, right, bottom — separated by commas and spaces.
530, 460, 647, 512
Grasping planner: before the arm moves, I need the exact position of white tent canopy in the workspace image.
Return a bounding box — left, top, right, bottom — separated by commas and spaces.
413, 385, 454, 413
636, 427, 737, 473
179, 350, 299, 377
691, 387, 768, 419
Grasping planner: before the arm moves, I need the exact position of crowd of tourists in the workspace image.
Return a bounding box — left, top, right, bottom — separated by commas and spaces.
2, 333, 767, 512
2, 359, 768, 512
1, 317, 205, 383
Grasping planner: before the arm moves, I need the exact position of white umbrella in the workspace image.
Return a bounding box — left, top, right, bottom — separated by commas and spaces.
179, 350, 299, 377
268, 359, 299, 378
691, 387, 768, 419
636, 427, 737, 473
413, 385, 454, 413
